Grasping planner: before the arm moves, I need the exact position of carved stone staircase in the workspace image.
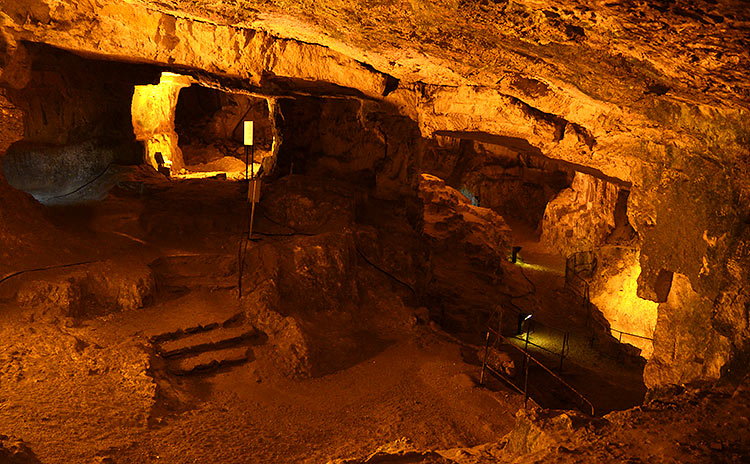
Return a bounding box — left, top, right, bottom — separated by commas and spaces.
150, 312, 266, 376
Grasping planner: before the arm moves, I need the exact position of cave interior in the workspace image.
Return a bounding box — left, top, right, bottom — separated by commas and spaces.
0, 1, 749, 463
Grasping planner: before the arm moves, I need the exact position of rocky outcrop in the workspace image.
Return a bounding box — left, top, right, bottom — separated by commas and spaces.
276, 96, 423, 199
541, 172, 621, 257
175, 86, 274, 168
132, 72, 192, 171
645, 273, 733, 388
0, 85, 82, 277
423, 136, 572, 229
2, 139, 134, 201
419, 173, 532, 333
8, 259, 155, 321
589, 247, 659, 358
0, 435, 41, 464
420, 173, 512, 260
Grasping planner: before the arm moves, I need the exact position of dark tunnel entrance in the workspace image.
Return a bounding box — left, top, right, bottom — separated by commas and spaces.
1, 43, 159, 204
173, 84, 274, 178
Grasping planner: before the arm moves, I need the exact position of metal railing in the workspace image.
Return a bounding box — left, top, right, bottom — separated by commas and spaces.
564, 250, 654, 345
610, 327, 654, 343
480, 324, 595, 416
565, 250, 597, 279
511, 319, 570, 372
490, 299, 571, 372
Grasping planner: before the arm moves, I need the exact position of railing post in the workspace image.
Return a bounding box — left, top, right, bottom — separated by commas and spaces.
523, 347, 530, 409
480, 330, 491, 386
559, 332, 568, 373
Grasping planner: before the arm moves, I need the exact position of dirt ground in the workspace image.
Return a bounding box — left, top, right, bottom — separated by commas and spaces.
0, 169, 525, 464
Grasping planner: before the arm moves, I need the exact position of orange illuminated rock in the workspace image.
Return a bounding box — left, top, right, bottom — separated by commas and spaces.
132, 72, 192, 171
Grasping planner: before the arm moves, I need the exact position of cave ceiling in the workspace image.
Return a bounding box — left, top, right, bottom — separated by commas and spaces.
160, 0, 750, 108
1, 1, 748, 182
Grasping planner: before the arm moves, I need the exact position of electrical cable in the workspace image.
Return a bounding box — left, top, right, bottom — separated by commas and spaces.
355, 246, 415, 294
49, 162, 115, 199
0, 260, 99, 287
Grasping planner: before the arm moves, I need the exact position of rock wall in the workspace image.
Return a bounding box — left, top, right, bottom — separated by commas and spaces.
589, 247, 659, 358
5, 44, 153, 145
0, 0, 394, 97
423, 136, 572, 229
645, 273, 733, 388
175, 86, 274, 167
419, 173, 533, 334
541, 172, 621, 257
2, 43, 157, 196
132, 72, 191, 171
0, 71, 78, 277
276, 97, 423, 199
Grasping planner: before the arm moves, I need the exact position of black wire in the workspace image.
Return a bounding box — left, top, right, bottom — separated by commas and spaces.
0, 260, 98, 286
50, 162, 115, 199
355, 246, 415, 294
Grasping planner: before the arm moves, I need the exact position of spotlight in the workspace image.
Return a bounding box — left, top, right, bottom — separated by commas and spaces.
524, 314, 532, 321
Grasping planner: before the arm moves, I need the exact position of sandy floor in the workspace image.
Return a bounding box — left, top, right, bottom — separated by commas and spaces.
0, 170, 526, 464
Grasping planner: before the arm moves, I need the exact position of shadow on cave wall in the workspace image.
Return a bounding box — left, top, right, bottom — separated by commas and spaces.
1, 43, 158, 203
423, 135, 573, 233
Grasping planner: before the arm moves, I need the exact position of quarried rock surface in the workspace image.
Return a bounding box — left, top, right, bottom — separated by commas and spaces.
541, 172, 622, 257
645, 273, 733, 388
8, 259, 155, 321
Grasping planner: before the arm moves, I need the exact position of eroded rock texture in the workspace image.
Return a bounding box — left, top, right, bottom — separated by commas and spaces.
1, 0, 749, 390
423, 135, 572, 230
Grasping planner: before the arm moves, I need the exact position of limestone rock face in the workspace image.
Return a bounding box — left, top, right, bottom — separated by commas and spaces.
0, 88, 22, 157
175, 86, 274, 168
241, 279, 312, 379
3, 43, 157, 148
0, 435, 41, 464
644, 273, 732, 388
276, 96, 423, 199
419, 173, 531, 332
589, 247, 659, 358
541, 172, 620, 257
10, 260, 155, 321
2, 139, 130, 201
1, 0, 749, 388
278, 231, 359, 314
423, 136, 572, 229
132, 72, 192, 171
420, 173, 511, 260
0, 0, 393, 97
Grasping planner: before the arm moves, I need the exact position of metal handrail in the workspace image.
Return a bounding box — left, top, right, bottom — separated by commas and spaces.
610, 328, 654, 342
482, 326, 595, 416
510, 319, 570, 369
565, 253, 655, 346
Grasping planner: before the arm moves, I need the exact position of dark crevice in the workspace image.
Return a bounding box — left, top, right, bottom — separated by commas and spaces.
433, 130, 627, 188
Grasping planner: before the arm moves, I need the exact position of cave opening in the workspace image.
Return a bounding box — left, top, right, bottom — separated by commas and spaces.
420, 132, 651, 414
173, 83, 274, 179
1, 43, 159, 204
423, 134, 574, 235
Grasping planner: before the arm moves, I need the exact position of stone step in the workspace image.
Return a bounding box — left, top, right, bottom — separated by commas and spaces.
149, 311, 245, 344
156, 324, 265, 359
168, 346, 253, 376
